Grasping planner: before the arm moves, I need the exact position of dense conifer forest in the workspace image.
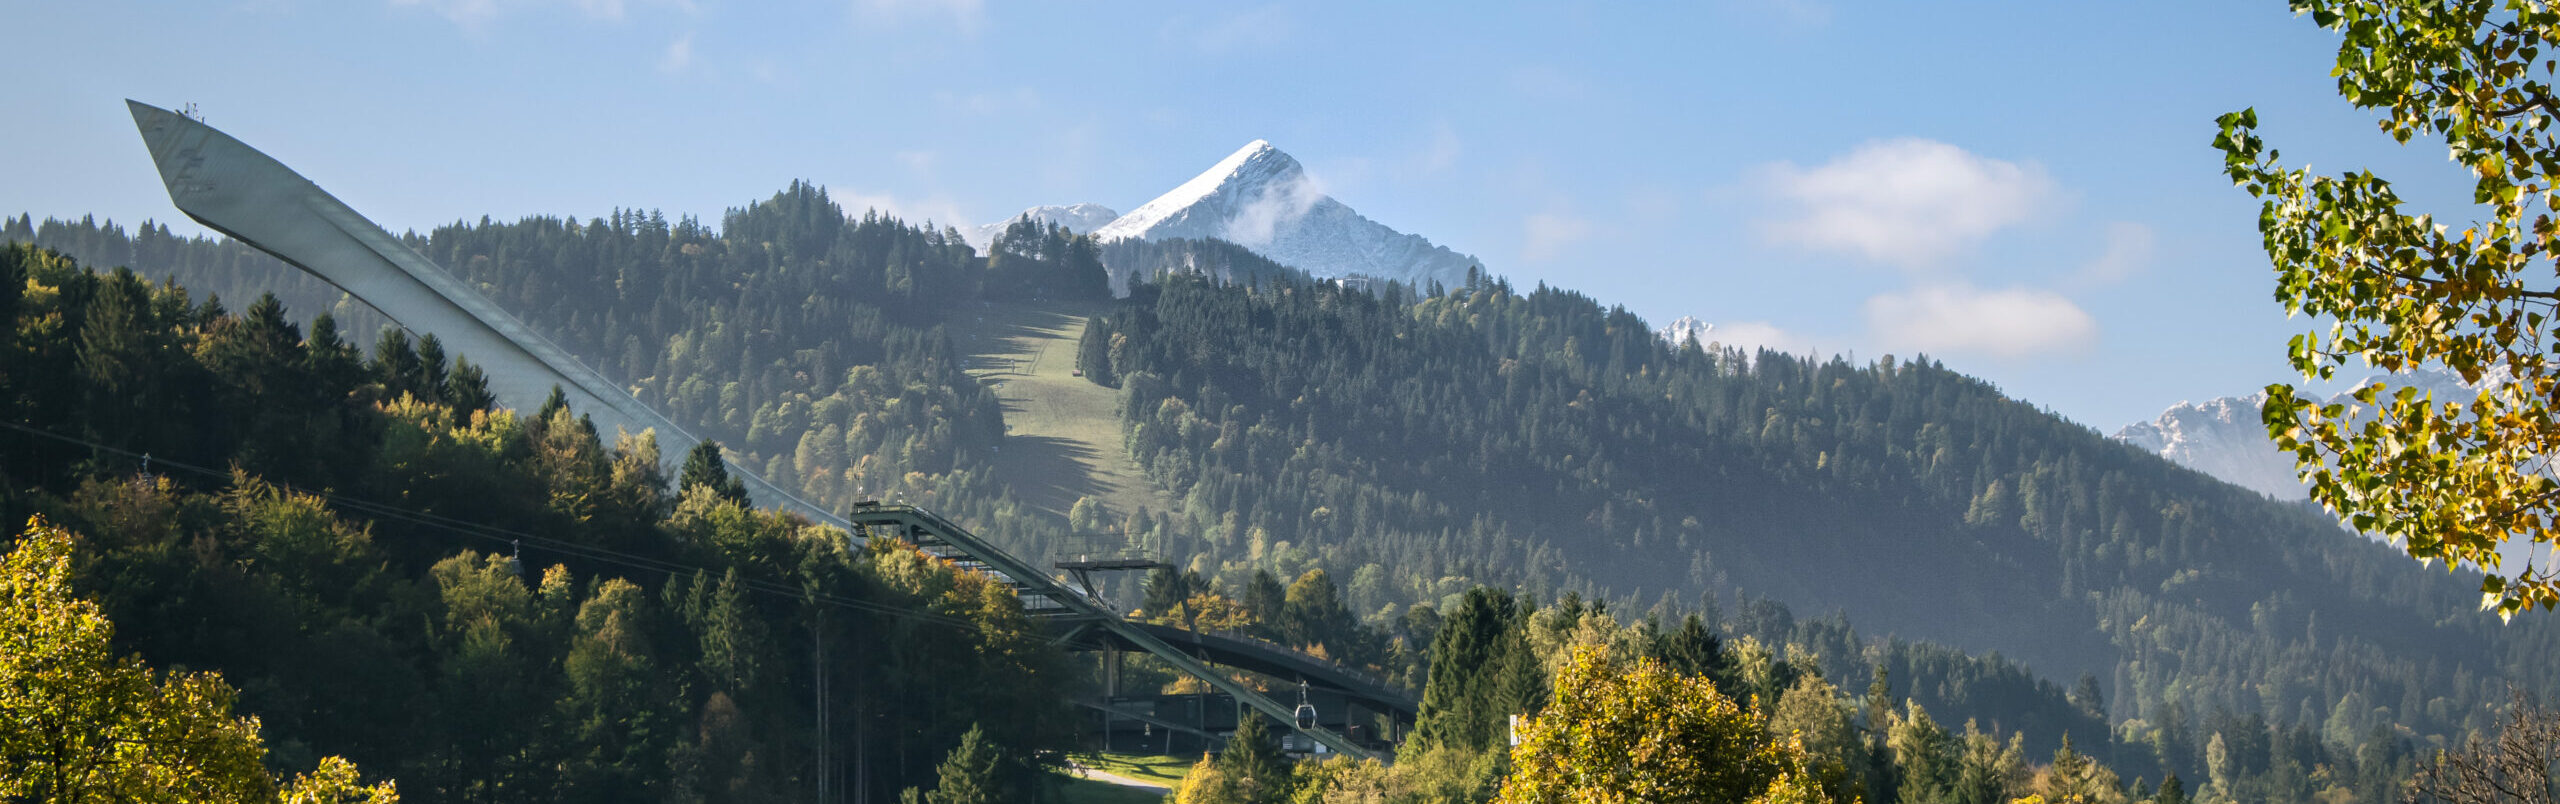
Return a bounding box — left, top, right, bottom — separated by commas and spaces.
9, 181, 2554, 801
0, 242, 1081, 801
1087, 271, 2559, 792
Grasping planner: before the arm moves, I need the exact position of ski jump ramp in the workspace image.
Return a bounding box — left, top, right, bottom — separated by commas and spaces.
126, 99, 812, 515
127, 100, 1400, 760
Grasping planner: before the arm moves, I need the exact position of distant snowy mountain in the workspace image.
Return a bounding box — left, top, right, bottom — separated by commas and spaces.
2112, 367, 2495, 500
965, 203, 1119, 251
1091, 140, 1482, 290
2113, 392, 2305, 499
1658, 316, 1716, 349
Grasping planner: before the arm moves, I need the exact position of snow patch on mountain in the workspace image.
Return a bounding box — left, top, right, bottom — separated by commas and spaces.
965, 203, 1120, 251
1653, 315, 1823, 360
2112, 367, 2499, 500
2113, 393, 2305, 499
1092, 140, 1483, 290
1658, 316, 1716, 349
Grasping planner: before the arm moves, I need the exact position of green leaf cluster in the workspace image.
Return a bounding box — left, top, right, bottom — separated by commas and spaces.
2216, 0, 2560, 618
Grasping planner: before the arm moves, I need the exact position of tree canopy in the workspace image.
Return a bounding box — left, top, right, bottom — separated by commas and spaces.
0, 516, 398, 803
1494, 646, 1819, 804
2217, 0, 2560, 617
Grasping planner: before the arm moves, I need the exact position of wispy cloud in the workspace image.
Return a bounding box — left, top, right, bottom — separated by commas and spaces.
658, 33, 693, 73
393, 0, 692, 29
1864, 284, 2096, 358
392, 0, 505, 27
1687, 319, 1823, 358
1522, 211, 1595, 262
835, 189, 971, 232
1167, 5, 1295, 54
932, 87, 1043, 116
2074, 221, 2153, 287
1759, 138, 2058, 268
1224, 172, 1326, 248
1418, 120, 1463, 174
852, 0, 984, 32
1723, 0, 1831, 27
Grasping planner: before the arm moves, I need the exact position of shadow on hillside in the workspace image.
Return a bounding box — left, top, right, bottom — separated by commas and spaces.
954, 302, 1087, 364
994, 434, 1106, 514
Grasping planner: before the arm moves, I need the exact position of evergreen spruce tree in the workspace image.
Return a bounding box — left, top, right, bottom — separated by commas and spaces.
413, 333, 448, 403
2156, 771, 2186, 804
1141, 566, 1191, 618
369, 327, 422, 398
679, 440, 751, 506
445, 357, 495, 414
1216, 713, 1292, 804
1414, 588, 1521, 752
928, 723, 1006, 804
1076, 316, 1116, 387
535, 385, 570, 428
1245, 570, 1286, 636
1652, 613, 1726, 683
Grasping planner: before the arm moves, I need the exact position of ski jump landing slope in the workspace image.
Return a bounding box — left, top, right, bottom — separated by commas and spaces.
125, 100, 816, 515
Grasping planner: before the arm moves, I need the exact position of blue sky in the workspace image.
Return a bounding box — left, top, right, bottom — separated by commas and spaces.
2, 1, 2485, 429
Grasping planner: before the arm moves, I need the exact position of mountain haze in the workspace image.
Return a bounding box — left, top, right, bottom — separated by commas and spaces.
19, 168, 2556, 798
965, 202, 1118, 250
2112, 367, 2494, 501
1090, 273, 2558, 768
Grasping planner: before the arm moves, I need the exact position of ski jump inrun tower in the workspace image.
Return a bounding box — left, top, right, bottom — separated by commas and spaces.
126, 100, 1409, 760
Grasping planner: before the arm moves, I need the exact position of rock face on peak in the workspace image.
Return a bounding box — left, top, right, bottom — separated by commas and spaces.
2112, 367, 2497, 500
965, 203, 1120, 251
2113, 393, 2304, 499
1658, 315, 1715, 349
1091, 140, 1482, 290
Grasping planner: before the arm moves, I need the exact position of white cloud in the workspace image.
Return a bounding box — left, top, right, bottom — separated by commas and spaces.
1719, 0, 1831, 27
1419, 121, 1462, 174
658, 33, 693, 73
2076, 221, 2153, 286
1168, 5, 1294, 54
1864, 284, 2096, 358
393, 0, 691, 28
393, 0, 502, 26
1522, 211, 1595, 262
932, 87, 1043, 116
1760, 138, 2057, 267
570, 0, 627, 19
1223, 173, 1326, 248
1708, 320, 1821, 357
835, 190, 971, 233
896, 150, 938, 174
853, 0, 983, 32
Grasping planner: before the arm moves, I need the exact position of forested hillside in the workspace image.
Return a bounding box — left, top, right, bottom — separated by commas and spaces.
0, 243, 1078, 801
6, 185, 1112, 557
1086, 272, 2560, 771
14, 187, 2552, 801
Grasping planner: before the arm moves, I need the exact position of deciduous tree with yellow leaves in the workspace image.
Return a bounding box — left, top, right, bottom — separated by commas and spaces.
2218, 0, 2560, 617
0, 516, 398, 803
1494, 645, 1831, 804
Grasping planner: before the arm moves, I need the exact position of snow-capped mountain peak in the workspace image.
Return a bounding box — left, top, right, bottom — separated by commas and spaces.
2112, 392, 2302, 498
1092, 140, 1298, 242
1090, 140, 1482, 289
2112, 366, 2502, 500
1658, 316, 1715, 349
965, 203, 1120, 250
